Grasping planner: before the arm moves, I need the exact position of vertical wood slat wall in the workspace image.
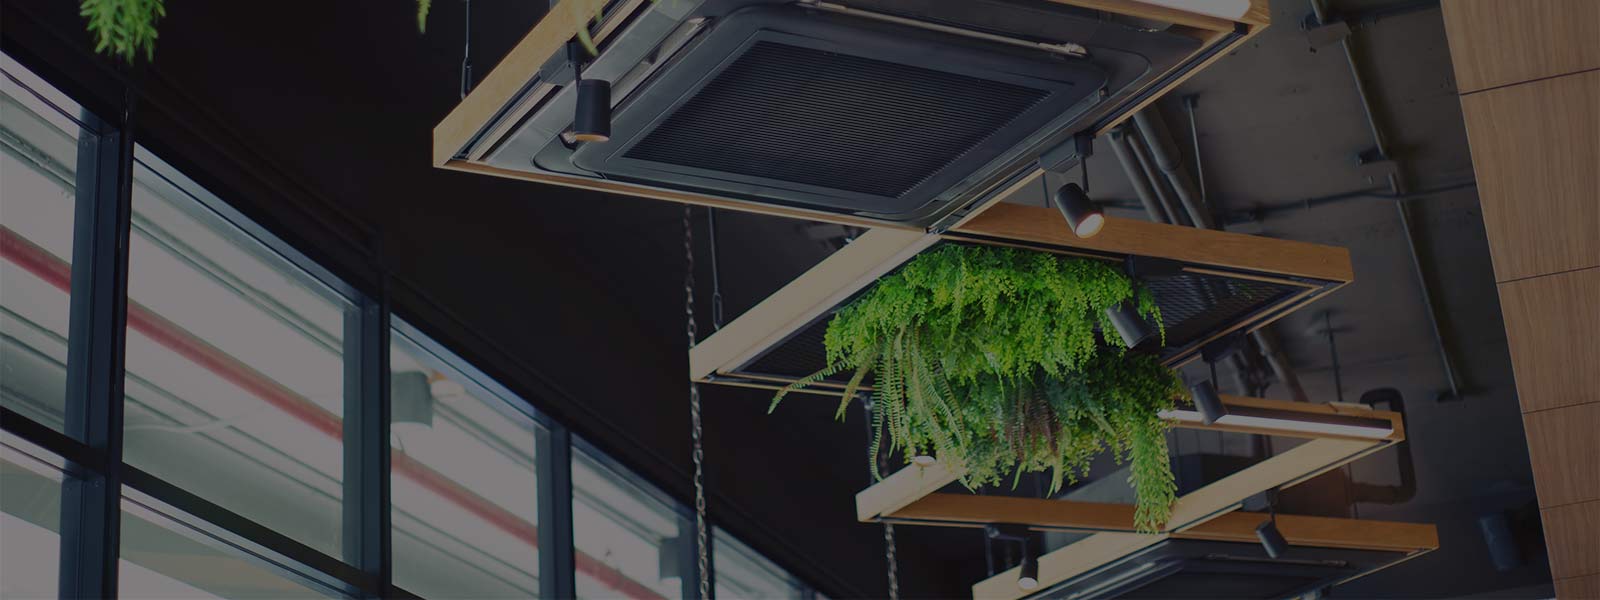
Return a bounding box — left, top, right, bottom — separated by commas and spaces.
1441, 1, 1600, 597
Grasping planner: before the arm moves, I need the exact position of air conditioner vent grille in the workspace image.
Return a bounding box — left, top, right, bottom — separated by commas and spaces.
623, 41, 1052, 199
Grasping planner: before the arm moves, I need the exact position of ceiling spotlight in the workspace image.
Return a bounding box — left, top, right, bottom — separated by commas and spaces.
1189, 380, 1228, 425
1256, 519, 1289, 559
1104, 301, 1155, 349
1018, 550, 1040, 590
1052, 183, 1104, 238
912, 455, 937, 467
573, 78, 612, 142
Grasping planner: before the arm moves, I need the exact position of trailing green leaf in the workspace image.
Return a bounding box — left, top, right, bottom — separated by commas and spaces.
80, 0, 166, 63
774, 245, 1184, 531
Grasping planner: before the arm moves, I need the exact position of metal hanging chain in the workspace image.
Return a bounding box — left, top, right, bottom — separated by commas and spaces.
884, 523, 900, 600
683, 205, 711, 600
460, 0, 473, 99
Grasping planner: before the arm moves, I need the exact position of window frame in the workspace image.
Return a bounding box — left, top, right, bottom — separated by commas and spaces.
1, 51, 826, 600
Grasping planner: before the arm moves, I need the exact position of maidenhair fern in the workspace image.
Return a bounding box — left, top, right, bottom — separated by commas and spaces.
771, 245, 1183, 532
79, 0, 165, 62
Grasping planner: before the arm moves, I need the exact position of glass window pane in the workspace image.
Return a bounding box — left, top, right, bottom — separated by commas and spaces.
390, 326, 542, 598
1, 54, 84, 435
120, 495, 344, 599
714, 529, 805, 600
573, 444, 686, 600
121, 154, 353, 559
1, 434, 65, 600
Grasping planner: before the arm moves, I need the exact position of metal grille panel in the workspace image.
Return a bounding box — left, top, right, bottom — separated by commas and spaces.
625, 41, 1051, 199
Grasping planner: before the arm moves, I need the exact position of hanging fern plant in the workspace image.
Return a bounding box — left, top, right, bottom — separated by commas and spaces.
770, 245, 1184, 532
79, 0, 166, 63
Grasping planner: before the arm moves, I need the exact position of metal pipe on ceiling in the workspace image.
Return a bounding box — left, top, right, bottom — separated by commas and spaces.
1107, 129, 1172, 224
1107, 124, 1250, 395
1308, 0, 1462, 401
1126, 111, 1310, 404
1132, 110, 1215, 229
1124, 127, 1191, 228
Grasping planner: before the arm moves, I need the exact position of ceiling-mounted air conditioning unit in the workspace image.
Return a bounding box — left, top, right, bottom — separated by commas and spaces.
435, 0, 1266, 229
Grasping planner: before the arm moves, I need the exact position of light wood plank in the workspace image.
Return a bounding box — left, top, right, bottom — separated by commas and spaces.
973, 532, 1164, 600
1167, 438, 1379, 530
1049, 0, 1235, 31
1497, 268, 1600, 414
1459, 71, 1600, 282
434, 0, 608, 166
951, 205, 1355, 282
887, 495, 1436, 554
1178, 512, 1438, 553
854, 460, 962, 522
1441, 0, 1600, 94
1555, 573, 1600, 600
440, 160, 907, 230
689, 228, 935, 381
1543, 500, 1600, 580
1523, 403, 1600, 509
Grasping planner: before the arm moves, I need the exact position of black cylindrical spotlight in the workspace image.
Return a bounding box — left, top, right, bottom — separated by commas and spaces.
573, 79, 612, 142
1256, 520, 1289, 559
1017, 550, 1039, 591
1052, 182, 1105, 239
1190, 380, 1227, 425
1104, 301, 1155, 349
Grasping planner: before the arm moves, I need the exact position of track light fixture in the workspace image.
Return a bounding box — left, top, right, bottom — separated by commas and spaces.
1018, 550, 1040, 590
1256, 519, 1288, 558
1052, 182, 1104, 239
985, 524, 1039, 591
1104, 301, 1155, 348
1190, 379, 1227, 425
568, 41, 611, 143
573, 79, 612, 142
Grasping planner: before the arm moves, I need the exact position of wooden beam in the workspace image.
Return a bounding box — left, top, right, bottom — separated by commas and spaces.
949, 205, 1355, 283
885, 494, 1437, 554
1179, 512, 1438, 553
433, 0, 608, 166
969, 438, 1394, 599
854, 460, 962, 523
1170, 395, 1404, 442
1048, 0, 1236, 31
690, 228, 935, 381
857, 398, 1395, 524
439, 160, 907, 230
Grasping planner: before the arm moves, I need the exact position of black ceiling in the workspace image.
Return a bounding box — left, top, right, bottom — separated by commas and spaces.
0, 0, 1555, 597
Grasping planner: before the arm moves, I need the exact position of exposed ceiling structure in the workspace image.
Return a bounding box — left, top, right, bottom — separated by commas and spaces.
0, 0, 1552, 596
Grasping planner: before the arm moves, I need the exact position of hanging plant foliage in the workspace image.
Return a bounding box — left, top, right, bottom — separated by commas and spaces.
770, 245, 1184, 532
79, 0, 166, 63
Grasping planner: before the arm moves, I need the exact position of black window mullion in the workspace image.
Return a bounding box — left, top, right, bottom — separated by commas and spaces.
343, 288, 391, 597
59, 105, 133, 599
536, 425, 575, 599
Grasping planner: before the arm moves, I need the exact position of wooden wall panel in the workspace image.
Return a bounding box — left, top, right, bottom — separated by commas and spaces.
1459, 71, 1600, 283
1446, 5, 1600, 595
1522, 403, 1600, 509
1498, 268, 1600, 413
1441, 0, 1600, 93
1554, 574, 1600, 600
1542, 500, 1600, 580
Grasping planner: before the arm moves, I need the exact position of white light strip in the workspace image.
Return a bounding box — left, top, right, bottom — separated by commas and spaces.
1139, 0, 1252, 21
1158, 409, 1393, 439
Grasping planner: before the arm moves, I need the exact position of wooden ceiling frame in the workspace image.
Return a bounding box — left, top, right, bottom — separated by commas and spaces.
844, 395, 1426, 599
431, 0, 1270, 230
690, 207, 1354, 392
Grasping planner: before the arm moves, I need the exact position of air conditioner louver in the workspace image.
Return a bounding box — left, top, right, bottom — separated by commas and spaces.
623, 41, 1053, 200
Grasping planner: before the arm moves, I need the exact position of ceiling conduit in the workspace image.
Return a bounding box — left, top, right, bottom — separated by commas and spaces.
1129, 109, 1309, 403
